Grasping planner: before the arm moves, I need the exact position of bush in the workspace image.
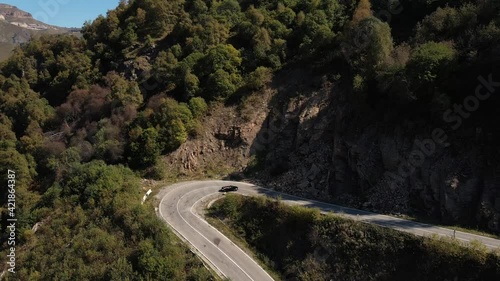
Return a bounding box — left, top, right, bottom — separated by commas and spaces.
188, 97, 208, 118
144, 158, 167, 180
127, 127, 161, 168
406, 41, 455, 86
353, 74, 365, 91
244, 152, 266, 175
247, 66, 273, 90
158, 118, 188, 152
205, 69, 240, 101
184, 72, 200, 98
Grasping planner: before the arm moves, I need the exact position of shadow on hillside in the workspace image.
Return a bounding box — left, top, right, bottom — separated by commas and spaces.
237, 58, 500, 238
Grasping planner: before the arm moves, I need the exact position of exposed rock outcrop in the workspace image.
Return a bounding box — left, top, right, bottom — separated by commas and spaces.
253, 71, 500, 233
0, 4, 32, 19
166, 68, 500, 233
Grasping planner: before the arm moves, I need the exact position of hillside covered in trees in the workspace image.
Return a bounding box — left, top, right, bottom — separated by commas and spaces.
1, 0, 500, 279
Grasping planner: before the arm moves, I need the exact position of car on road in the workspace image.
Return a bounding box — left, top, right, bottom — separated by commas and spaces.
219, 185, 238, 192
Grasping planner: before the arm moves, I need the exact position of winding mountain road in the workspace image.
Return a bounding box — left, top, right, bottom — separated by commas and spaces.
157, 180, 500, 281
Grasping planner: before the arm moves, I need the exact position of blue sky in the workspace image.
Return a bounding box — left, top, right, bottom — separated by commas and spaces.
2, 0, 120, 28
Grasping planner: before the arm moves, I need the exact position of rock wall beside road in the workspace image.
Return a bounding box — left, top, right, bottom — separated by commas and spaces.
165, 68, 500, 234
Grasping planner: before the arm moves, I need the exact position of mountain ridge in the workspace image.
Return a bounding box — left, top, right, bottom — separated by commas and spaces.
0, 3, 32, 19
0, 3, 79, 61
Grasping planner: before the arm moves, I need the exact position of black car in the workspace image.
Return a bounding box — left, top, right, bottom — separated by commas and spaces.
219, 185, 238, 192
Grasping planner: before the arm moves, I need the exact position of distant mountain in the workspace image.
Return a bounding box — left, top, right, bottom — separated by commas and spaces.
0, 3, 80, 61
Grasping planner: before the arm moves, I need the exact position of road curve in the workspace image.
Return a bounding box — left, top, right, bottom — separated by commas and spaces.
157, 180, 500, 280
157, 181, 275, 281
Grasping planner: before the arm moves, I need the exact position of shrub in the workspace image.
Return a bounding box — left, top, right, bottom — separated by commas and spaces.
158, 118, 188, 152
353, 74, 365, 91
144, 158, 167, 180
188, 97, 208, 118
406, 41, 455, 85
184, 72, 200, 98
127, 127, 161, 168
247, 66, 273, 90
205, 69, 240, 101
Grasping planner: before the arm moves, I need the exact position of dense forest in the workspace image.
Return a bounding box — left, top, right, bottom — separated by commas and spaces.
210, 194, 500, 281
1, 0, 500, 279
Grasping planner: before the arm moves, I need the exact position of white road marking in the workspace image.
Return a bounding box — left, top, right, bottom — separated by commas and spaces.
190, 191, 276, 281
158, 184, 227, 279
175, 188, 256, 281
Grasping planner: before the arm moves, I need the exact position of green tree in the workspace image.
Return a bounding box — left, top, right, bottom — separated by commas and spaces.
104, 71, 143, 108
206, 69, 240, 101
415, 5, 479, 44
137, 0, 182, 38
93, 120, 125, 164
158, 119, 188, 152
203, 44, 242, 75
247, 66, 273, 90
127, 127, 160, 168
108, 257, 135, 281
345, 17, 394, 73
188, 97, 208, 118
153, 50, 178, 91
0, 114, 17, 150
407, 42, 455, 85
62, 161, 136, 207
184, 71, 200, 99
2, 35, 97, 105
0, 147, 38, 229
137, 239, 178, 279
0, 77, 55, 135
277, 3, 296, 26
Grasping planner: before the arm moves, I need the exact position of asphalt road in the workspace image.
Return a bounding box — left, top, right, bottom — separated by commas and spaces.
157, 180, 500, 281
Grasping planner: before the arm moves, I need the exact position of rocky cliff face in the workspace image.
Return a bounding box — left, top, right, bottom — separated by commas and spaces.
166, 68, 500, 233
164, 89, 274, 177
254, 70, 500, 233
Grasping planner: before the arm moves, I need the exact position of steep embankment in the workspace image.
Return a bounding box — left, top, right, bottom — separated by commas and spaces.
209, 194, 500, 281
